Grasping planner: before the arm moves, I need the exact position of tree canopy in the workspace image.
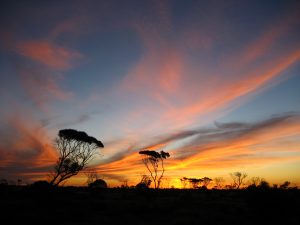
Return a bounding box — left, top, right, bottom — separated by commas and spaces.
49, 129, 104, 186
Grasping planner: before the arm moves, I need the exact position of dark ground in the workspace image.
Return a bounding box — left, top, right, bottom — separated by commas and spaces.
1, 186, 300, 225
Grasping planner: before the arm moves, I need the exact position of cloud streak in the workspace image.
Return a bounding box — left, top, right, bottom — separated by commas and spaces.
94, 113, 300, 184
16, 40, 83, 70
0, 114, 57, 181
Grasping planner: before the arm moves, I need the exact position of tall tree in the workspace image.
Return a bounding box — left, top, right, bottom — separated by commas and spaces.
49, 129, 104, 186
139, 150, 170, 189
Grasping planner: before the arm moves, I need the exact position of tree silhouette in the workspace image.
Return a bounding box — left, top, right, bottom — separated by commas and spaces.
49, 129, 104, 186
250, 176, 262, 187
187, 178, 203, 189
84, 169, 99, 186
139, 150, 170, 189
180, 177, 189, 189
230, 172, 247, 189
214, 177, 225, 189
136, 175, 152, 189
280, 181, 291, 189
202, 177, 212, 188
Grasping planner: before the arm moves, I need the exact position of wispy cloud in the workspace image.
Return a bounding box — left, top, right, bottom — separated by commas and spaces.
94, 113, 300, 183
16, 40, 83, 70
0, 114, 57, 181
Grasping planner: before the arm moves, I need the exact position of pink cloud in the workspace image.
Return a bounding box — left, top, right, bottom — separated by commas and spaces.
16, 40, 82, 70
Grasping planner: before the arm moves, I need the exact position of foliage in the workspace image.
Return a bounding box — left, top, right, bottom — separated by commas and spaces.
139, 150, 170, 189
202, 177, 212, 188
49, 129, 104, 186
136, 175, 152, 189
89, 179, 107, 188
84, 169, 99, 186
230, 172, 247, 189
180, 177, 189, 189
213, 177, 225, 189
280, 181, 291, 189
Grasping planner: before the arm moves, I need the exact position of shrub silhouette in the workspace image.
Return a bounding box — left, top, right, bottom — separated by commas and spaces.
136, 175, 152, 189
257, 180, 271, 189
88, 179, 107, 188
280, 181, 291, 189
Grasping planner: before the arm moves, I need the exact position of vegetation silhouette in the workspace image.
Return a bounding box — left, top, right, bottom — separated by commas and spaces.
49, 129, 104, 186
139, 150, 170, 189
2, 127, 299, 225
89, 179, 108, 188
136, 175, 152, 189
230, 171, 247, 189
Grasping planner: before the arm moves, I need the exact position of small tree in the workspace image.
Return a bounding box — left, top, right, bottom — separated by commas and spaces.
214, 177, 225, 189
202, 177, 212, 188
139, 150, 170, 189
280, 181, 291, 189
49, 129, 104, 186
84, 169, 99, 186
188, 178, 203, 189
136, 175, 152, 189
249, 177, 262, 187
230, 172, 247, 189
180, 177, 189, 189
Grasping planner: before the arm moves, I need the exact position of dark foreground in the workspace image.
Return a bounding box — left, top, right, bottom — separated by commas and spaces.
1, 186, 300, 225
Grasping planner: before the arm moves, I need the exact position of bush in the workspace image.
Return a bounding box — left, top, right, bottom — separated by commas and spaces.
88, 179, 107, 188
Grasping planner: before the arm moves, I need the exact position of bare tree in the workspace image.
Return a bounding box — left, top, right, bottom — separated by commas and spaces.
180, 177, 189, 189
49, 129, 104, 186
84, 169, 99, 186
250, 176, 262, 187
230, 172, 247, 189
214, 177, 225, 189
139, 150, 170, 189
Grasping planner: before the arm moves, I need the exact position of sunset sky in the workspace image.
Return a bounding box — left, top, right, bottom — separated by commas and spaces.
1, 0, 300, 187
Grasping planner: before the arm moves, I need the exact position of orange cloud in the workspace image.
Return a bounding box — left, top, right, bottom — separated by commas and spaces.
16, 40, 82, 70
90, 114, 300, 186
0, 114, 58, 181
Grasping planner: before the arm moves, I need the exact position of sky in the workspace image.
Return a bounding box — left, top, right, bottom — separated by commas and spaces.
0, 0, 300, 187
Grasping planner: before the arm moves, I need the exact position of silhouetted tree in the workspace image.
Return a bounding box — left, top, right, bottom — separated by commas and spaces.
121, 180, 129, 188
136, 175, 151, 189
188, 178, 203, 189
139, 150, 170, 189
202, 177, 212, 188
250, 176, 262, 187
280, 181, 291, 189
214, 177, 225, 189
257, 180, 270, 189
49, 129, 104, 186
89, 179, 107, 188
180, 177, 189, 189
230, 172, 247, 189
84, 169, 99, 186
